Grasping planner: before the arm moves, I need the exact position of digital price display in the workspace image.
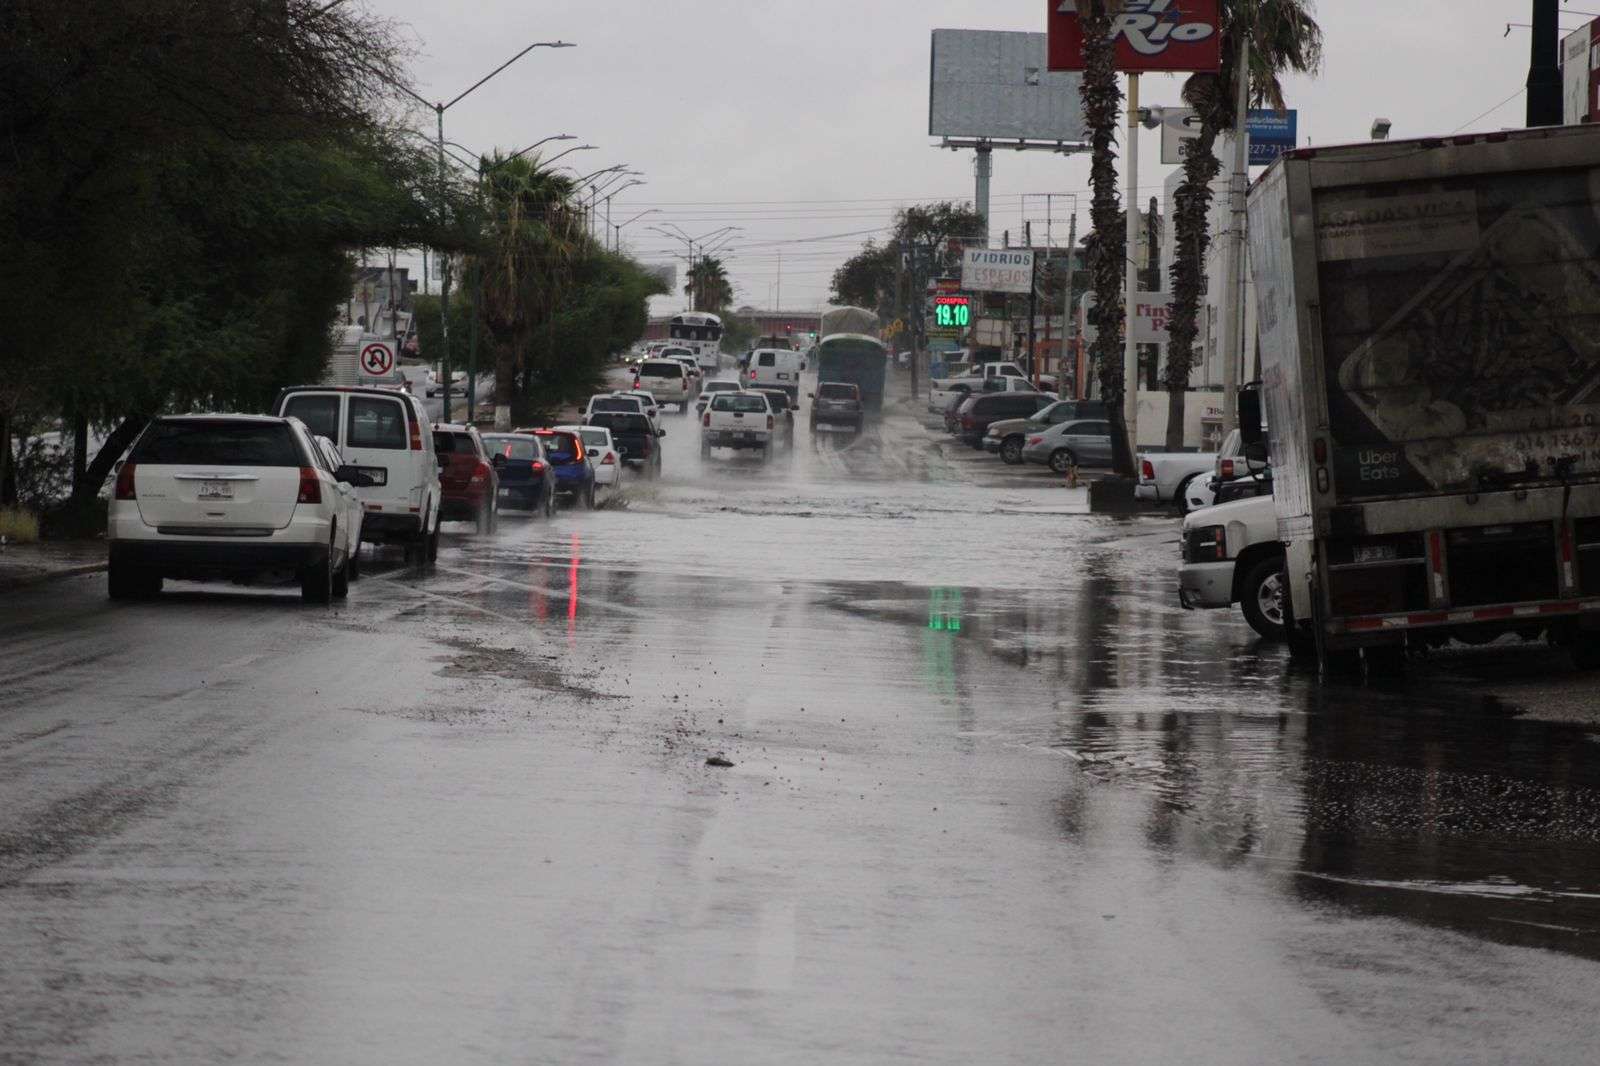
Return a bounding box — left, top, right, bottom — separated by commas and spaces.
933, 295, 972, 330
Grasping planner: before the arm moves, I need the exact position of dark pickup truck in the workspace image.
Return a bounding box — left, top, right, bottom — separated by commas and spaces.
585, 411, 663, 476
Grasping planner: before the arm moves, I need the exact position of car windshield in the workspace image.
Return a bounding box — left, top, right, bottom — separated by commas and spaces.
704, 382, 740, 393
641, 363, 682, 378
538, 432, 582, 461
590, 413, 652, 434
432, 431, 475, 455
132, 420, 302, 466
818, 384, 857, 400
755, 392, 788, 411
592, 398, 640, 413
714, 395, 768, 414
577, 430, 609, 450
482, 435, 541, 460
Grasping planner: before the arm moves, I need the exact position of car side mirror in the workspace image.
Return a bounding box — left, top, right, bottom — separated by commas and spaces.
1244, 441, 1269, 474
490, 453, 507, 469
1239, 385, 1264, 447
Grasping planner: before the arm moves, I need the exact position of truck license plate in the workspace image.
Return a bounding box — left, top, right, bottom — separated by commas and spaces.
198, 481, 233, 500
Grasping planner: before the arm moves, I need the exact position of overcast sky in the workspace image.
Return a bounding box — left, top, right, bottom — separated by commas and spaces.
378, 0, 1570, 316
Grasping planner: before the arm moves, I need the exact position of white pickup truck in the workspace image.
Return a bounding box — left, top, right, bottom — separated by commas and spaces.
1135, 449, 1219, 511
701, 391, 774, 461
927, 361, 1030, 411
1178, 492, 1285, 640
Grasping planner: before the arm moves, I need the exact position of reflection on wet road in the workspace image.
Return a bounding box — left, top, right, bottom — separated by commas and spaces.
2, 371, 1599, 1062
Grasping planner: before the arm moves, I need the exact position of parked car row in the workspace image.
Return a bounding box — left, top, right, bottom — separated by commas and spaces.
106, 384, 634, 605
937, 387, 1116, 476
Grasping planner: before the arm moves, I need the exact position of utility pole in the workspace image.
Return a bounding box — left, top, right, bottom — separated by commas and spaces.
1221, 34, 1251, 435
1065, 212, 1078, 399
1122, 73, 1142, 458
1528, 0, 1563, 126
1025, 222, 1037, 381
975, 144, 993, 247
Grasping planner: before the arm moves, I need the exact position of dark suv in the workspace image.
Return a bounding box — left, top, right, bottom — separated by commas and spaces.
955, 392, 1054, 448
810, 381, 864, 433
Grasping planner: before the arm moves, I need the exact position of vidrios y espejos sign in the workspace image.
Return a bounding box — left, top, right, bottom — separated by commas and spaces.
962, 249, 1036, 294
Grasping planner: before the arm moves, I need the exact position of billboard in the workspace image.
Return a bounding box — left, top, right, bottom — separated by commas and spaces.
929, 29, 1087, 142
1047, 0, 1222, 74
962, 249, 1036, 294
1158, 107, 1298, 166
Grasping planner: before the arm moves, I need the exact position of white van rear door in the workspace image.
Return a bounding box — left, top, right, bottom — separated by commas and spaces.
342, 394, 416, 509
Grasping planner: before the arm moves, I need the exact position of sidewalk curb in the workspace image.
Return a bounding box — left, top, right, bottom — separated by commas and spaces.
0, 561, 108, 592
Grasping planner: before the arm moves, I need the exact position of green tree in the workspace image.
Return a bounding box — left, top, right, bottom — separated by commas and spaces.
1078, 1, 1136, 477
1163, 0, 1323, 448
830, 242, 897, 318
828, 202, 985, 326
471, 152, 585, 430
686, 256, 733, 312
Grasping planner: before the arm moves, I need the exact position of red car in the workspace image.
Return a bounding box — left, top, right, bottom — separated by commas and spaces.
432, 423, 499, 533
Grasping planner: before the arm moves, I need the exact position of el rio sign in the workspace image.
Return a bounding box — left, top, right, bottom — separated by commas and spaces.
1046, 0, 1222, 74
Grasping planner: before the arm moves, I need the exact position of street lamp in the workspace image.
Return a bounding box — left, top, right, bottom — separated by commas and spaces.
543, 143, 597, 170
506, 133, 576, 164
612, 208, 659, 252
383, 39, 576, 423
598, 180, 646, 250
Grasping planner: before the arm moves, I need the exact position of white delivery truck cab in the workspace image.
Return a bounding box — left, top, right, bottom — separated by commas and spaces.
1248, 125, 1600, 672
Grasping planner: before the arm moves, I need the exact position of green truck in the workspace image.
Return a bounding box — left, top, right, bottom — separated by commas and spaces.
815, 307, 888, 413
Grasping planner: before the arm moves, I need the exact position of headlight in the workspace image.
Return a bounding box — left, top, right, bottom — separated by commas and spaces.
1183, 525, 1227, 563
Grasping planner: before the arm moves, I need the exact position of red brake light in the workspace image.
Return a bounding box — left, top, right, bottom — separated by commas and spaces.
749, 370, 757, 380
632, 380, 640, 389
703, 413, 711, 426
1141, 460, 1155, 480
297, 466, 322, 504
1220, 459, 1235, 479
114, 462, 137, 500
408, 415, 422, 451
601, 452, 616, 465
767, 415, 774, 430
1027, 436, 1043, 446
531, 460, 546, 473
470, 461, 490, 484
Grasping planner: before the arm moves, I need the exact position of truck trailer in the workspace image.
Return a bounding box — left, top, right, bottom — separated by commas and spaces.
1248, 124, 1600, 671
815, 307, 888, 414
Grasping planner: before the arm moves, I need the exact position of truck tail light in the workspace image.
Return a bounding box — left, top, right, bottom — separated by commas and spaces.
767, 416, 775, 430
114, 462, 137, 500
1220, 459, 1235, 479
703, 413, 711, 427
1141, 460, 1155, 481
297, 467, 322, 504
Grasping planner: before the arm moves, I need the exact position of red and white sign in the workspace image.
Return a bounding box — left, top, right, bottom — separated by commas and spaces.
1047, 0, 1222, 74
359, 341, 395, 376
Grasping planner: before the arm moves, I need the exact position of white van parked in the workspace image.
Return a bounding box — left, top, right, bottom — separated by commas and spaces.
746, 348, 806, 399
271, 385, 443, 562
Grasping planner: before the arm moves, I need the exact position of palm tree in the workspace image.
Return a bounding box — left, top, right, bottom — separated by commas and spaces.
1077, 1, 1136, 478
1162, 0, 1323, 449
471, 152, 584, 430
685, 256, 733, 312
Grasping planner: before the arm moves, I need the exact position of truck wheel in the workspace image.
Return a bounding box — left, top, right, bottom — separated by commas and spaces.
1048, 448, 1077, 474
1175, 474, 1201, 515
1240, 557, 1288, 641
301, 545, 333, 605
1000, 436, 1025, 465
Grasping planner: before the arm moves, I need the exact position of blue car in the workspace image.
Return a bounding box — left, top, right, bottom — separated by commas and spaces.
482, 433, 557, 519
531, 428, 596, 509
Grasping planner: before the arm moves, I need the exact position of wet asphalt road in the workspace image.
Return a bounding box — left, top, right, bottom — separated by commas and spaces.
4, 370, 1600, 1064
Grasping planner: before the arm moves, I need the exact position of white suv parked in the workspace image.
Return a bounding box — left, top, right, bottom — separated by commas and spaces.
108, 415, 365, 603
272, 385, 442, 562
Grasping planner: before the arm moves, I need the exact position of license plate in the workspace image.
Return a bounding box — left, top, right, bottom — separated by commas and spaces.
198, 481, 233, 500
778, 372, 791, 380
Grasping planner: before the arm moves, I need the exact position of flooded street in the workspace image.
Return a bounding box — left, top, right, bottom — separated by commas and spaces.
4, 373, 1600, 1064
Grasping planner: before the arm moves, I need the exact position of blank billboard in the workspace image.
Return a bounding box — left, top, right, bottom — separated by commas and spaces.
929, 29, 1086, 143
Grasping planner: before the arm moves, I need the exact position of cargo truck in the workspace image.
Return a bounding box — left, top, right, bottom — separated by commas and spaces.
1248, 124, 1600, 672
814, 306, 888, 414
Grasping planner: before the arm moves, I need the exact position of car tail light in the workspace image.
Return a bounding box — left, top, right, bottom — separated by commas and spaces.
703, 413, 711, 427
1141, 460, 1155, 481
408, 416, 423, 451
1028, 436, 1043, 446
767, 415, 775, 430
961, 415, 975, 429
114, 462, 137, 500
632, 380, 640, 390
601, 452, 616, 465
297, 466, 322, 504
531, 461, 546, 474
1220, 459, 1235, 479
749, 370, 757, 381
470, 461, 490, 485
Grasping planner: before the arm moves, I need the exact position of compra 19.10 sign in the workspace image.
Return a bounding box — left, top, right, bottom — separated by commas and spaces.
1046, 0, 1221, 73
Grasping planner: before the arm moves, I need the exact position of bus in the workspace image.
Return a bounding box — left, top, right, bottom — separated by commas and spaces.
668, 312, 724, 371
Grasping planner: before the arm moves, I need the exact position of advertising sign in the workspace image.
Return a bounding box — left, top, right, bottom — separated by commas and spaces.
932, 295, 973, 330
962, 249, 1036, 294
1158, 107, 1298, 166
1047, 0, 1222, 74
930, 30, 1087, 142
1562, 22, 1597, 125
1080, 290, 1171, 346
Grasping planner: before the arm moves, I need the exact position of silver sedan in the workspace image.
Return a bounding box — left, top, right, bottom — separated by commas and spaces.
1020, 419, 1115, 473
